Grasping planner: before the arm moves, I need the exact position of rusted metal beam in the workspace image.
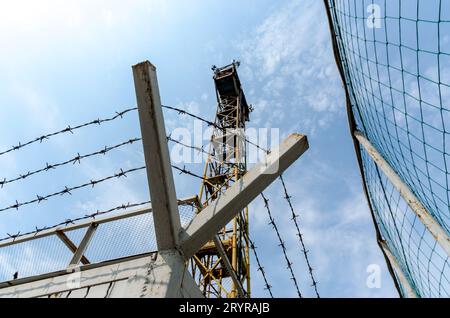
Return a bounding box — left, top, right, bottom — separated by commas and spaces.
212, 235, 245, 297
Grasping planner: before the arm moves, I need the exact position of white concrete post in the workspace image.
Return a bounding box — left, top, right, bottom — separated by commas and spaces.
133, 61, 181, 250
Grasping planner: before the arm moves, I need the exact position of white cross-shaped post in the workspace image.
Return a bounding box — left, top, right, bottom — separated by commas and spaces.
132, 61, 309, 297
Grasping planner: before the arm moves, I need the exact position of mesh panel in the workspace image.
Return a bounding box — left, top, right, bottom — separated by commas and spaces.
0, 202, 197, 284
362, 147, 450, 297
326, 0, 450, 297
0, 236, 73, 282
80, 213, 156, 263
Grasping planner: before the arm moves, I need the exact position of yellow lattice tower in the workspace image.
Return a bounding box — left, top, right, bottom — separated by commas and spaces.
190, 61, 251, 298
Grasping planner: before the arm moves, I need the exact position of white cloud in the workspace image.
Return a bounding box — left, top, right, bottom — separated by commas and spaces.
237, 0, 344, 135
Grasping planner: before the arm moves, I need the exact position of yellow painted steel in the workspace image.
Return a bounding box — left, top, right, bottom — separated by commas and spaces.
189, 62, 251, 298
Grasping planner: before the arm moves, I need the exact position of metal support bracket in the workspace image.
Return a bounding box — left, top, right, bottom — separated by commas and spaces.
56, 231, 90, 265
213, 235, 245, 297
68, 223, 98, 268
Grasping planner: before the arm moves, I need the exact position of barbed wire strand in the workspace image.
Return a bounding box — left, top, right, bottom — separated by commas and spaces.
261, 192, 302, 298
168, 130, 280, 298
0, 107, 137, 157
248, 236, 274, 298
171, 164, 205, 181
0, 104, 294, 299
162, 105, 270, 155
279, 174, 320, 297
166, 135, 212, 158
0, 166, 146, 213
1, 200, 151, 242
0, 138, 141, 189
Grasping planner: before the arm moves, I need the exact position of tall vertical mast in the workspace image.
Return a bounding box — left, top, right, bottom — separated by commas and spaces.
191, 61, 251, 298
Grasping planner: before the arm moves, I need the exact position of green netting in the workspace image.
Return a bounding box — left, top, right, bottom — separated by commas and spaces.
326, 0, 450, 297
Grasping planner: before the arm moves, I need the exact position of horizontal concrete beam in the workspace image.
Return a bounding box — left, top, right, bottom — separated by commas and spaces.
179, 134, 309, 258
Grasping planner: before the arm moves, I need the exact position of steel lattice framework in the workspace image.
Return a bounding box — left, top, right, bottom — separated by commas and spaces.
191, 62, 251, 298
0, 60, 310, 298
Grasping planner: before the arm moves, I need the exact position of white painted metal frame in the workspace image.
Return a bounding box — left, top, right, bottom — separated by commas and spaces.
355, 131, 450, 257
379, 240, 418, 298
68, 223, 98, 268
0, 205, 151, 248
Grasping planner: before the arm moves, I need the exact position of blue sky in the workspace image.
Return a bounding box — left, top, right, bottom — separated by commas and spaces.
0, 0, 398, 297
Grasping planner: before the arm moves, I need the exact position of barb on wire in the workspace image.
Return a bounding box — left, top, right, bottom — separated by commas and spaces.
248, 236, 274, 298
162, 104, 270, 155
279, 174, 320, 297
162, 105, 216, 127
0, 138, 141, 189
0, 200, 151, 243
0, 107, 137, 157
0, 166, 146, 213
171, 164, 205, 181
261, 192, 302, 298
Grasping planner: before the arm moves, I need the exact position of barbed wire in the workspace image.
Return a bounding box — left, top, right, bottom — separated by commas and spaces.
167, 129, 277, 297
261, 192, 302, 298
166, 135, 212, 158
0, 103, 311, 299
171, 164, 205, 181
162, 105, 270, 155
166, 108, 312, 297
1, 200, 151, 242
0, 166, 146, 213
0, 138, 141, 189
167, 134, 244, 174
248, 236, 274, 298
0, 107, 137, 158
279, 174, 319, 298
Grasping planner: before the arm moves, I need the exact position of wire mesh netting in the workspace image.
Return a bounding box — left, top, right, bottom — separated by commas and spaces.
0, 101, 207, 286
326, 0, 450, 296
362, 148, 450, 296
